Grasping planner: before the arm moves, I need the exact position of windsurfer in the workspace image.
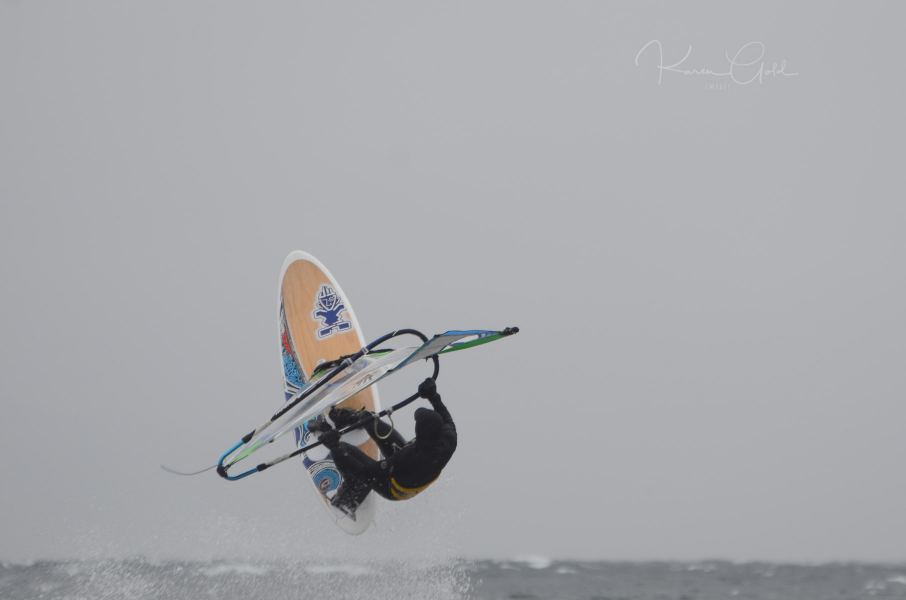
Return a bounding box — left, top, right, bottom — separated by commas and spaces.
312, 378, 457, 513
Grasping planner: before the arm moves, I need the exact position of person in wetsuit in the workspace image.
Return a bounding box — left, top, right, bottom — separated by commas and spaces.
314, 378, 456, 513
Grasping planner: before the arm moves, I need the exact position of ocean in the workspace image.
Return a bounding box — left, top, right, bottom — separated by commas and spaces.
2, 559, 906, 600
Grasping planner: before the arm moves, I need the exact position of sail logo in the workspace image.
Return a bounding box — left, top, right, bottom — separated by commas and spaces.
312, 283, 352, 339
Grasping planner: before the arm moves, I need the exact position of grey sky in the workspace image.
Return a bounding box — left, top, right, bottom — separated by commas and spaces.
1, 1, 904, 562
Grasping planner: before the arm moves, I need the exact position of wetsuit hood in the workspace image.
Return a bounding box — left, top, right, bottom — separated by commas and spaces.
414, 407, 443, 442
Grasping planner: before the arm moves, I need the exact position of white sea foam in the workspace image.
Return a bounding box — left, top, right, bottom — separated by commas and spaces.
513, 555, 552, 569
59, 562, 84, 577
4, 559, 905, 600
865, 579, 886, 593
35, 582, 59, 594
1, 559, 35, 568
199, 563, 271, 577
305, 564, 375, 577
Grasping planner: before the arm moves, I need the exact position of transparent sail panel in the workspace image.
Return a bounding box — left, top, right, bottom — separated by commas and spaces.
237, 347, 418, 460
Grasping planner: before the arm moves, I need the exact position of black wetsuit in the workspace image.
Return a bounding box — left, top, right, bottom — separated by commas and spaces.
329, 392, 457, 503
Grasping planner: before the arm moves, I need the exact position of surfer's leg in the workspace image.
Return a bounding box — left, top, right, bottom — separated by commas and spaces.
330, 407, 406, 458
366, 418, 407, 458
330, 442, 383, 482
330, 442, 392, 508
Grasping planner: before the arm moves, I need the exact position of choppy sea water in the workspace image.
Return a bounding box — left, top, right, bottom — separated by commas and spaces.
2, 559, 906, 600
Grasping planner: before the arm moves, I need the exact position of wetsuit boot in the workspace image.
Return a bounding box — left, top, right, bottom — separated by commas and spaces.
329, 406, 373, 428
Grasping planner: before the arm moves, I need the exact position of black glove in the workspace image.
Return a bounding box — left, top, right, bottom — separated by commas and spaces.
318, 429, 340, 450
351, 410, 375, 427
330, 406, 372, 428
417, 378, 437, 399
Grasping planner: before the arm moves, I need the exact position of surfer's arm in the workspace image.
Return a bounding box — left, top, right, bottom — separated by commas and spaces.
427, 393, 454, 427
417, 378, 454, 426
434, 394, 457, 456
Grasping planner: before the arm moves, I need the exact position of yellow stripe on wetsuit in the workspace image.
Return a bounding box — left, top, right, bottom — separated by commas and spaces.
389, 476, 437, 500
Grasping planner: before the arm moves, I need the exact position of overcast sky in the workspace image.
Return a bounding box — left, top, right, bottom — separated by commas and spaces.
2, 1, 904, 563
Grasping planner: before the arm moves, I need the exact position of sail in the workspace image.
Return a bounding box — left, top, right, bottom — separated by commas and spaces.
221, 328, 518, 471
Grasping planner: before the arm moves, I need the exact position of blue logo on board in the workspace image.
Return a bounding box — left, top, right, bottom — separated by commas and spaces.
312, 284, 352, 339
311, 465, 341, 494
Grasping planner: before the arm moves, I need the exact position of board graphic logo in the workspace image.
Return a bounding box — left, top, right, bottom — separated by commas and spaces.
310, 464, 341, 493
312, 283, 352, 339
280, 304, 305, 391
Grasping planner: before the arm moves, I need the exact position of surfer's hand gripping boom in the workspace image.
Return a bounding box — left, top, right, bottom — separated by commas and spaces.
417, 378, 437, 399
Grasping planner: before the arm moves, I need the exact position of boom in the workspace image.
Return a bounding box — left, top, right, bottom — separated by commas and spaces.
215, 327, 518, 480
